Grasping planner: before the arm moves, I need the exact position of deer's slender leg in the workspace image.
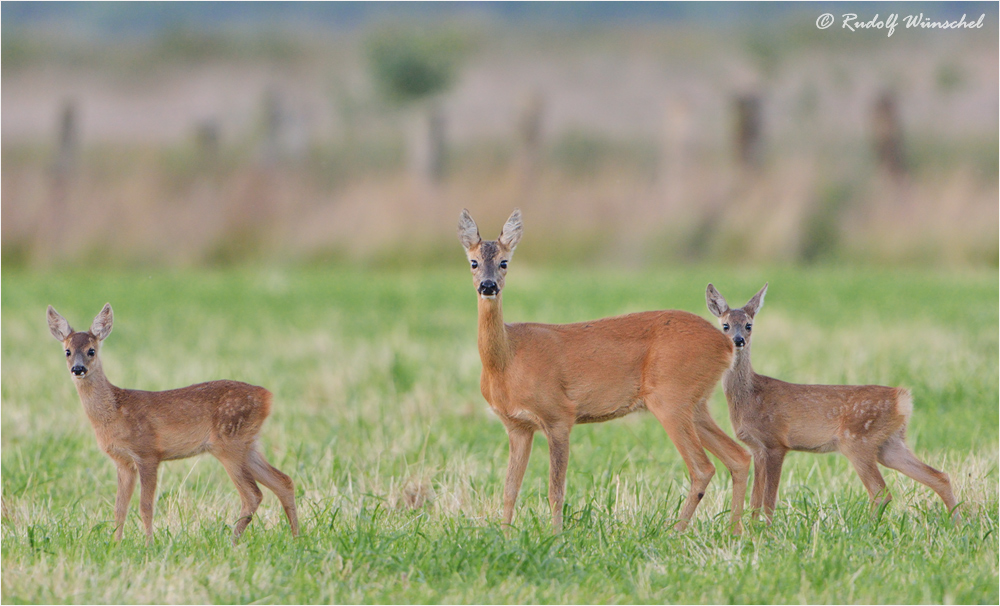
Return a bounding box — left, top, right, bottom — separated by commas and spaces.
760, 448, 786, 522
647, 395, 716, 531
694, 403, 750, 534
543, 423, 571, 533
502, 424, 534, 527
749, 449, 767, 519
113, 458, 137, 541
137, 459, 160, 542
878, 436, 958, 520
248, 449, 299, 536
843, 445, 890, 509
217, 450, 263, 543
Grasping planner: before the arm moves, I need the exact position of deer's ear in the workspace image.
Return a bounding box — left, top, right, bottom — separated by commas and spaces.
744, 283, 768, 318
90, 303, 114, 341
458, 209, 481, 250
47, 306, 74, 341
498, 208, 523, 252
705, 284, 729, 318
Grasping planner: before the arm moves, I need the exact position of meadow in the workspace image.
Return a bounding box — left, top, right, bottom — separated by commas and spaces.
1, 264, 997, 604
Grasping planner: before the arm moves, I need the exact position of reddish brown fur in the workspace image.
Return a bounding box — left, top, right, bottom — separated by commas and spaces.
460, 209, 751, 534
47, 304, 299, 543
706, 283, 959, 522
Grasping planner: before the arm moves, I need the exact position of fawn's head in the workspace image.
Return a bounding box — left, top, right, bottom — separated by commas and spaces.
706, 283, 767, 350
47, 303, 113, 380
458, 209, 523, 300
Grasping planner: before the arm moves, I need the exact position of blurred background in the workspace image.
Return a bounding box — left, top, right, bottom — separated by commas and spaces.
3, 1, 997, 269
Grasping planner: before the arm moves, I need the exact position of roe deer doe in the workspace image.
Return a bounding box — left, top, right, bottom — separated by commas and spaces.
705, 283, 959, 522
47, 304, 299, 543
458, 209, 750, 533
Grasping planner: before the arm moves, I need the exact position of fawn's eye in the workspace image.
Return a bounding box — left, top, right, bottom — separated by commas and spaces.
745, 324, 752, 331
470, 260, 478, 269
722, 324, 730, 331
88, 348, 96, 357
499, 260, 508, 270
65, 349, 71, 357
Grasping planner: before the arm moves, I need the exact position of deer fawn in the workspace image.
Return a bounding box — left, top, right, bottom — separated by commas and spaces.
47, 304, 299, 543
458, 209, 751, 533
705, 283, 959, 522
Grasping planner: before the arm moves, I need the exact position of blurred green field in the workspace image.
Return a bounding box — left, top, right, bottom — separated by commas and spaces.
1, 265, 997, 603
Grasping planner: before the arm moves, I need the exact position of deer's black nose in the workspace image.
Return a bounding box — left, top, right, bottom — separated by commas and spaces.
733, 336, 745, 348
478, 280, 499, 296
71, 365, 87, 377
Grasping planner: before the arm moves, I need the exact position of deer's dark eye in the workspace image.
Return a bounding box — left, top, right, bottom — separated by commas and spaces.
470, 260, 478, 269
745, 324, 752, 331
722, 324, 730, 331
499, 260, 508, 270
65, 349, 71, 357
88, 348, 96, 357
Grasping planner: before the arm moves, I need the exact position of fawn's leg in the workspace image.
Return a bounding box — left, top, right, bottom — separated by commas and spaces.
137, 459, 160, 543
760, 448, 787, 523
843, 445, 890, 509
248, 449, 299, 536
878, 436, 959, 521
749, 449, 767, 519
217, 452, 263, 544
502, 423, 534, 528
113, 458, 137, 542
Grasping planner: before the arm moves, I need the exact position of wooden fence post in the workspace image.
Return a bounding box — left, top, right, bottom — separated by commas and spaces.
734, 92, 762, 170
872, 91, 905, 176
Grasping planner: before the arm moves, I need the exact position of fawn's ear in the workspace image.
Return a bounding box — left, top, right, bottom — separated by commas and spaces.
90, 303, 114, 341
458, 209, 481, 250
705, 284, 729, 318
497, 208, 523, 253
47, 306, 74, 341
743, 283, 768, 318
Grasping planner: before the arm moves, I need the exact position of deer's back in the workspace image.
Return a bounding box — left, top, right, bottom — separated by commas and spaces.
501, 310, 732, 422
110, 380, 272, 460
515, 309, 728, 348
744, 375, 908, 451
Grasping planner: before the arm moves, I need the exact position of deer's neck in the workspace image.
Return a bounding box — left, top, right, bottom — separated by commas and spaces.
73, 368, 118, 424
723, 347, 757, 406
477, 295, 513, 373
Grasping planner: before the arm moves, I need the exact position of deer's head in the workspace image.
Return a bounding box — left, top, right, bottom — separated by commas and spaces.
458, 209, 523, 300
706, 283, 767, 351
47, 303, 113, 380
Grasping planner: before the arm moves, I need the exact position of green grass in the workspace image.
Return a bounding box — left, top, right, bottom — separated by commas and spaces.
2, 265, 997, 604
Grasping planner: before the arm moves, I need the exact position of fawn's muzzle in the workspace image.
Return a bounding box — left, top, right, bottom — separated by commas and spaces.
733, 336, 746, 348
71, 365, 88, 377
478, 280, 499, 296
